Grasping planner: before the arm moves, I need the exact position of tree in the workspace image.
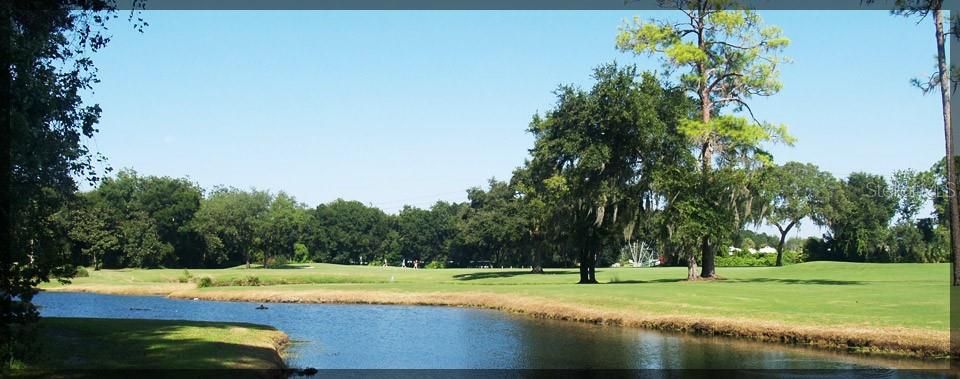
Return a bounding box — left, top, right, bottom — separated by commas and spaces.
526, 64, 690, 283
886, 222, 929, 263
258, 192, 308, 268
2, 0, 145, 364
135, 175, 203, 267
308, 199, 392, 265
881, 0, 960, 284
765, 162, 834, 266
192, 187, 272, 268
512, 164, 569, 273
457, 179, 527, 268
816, 173, 897, 262
427, 201, 466, 264
65, 193, 118, 270
396, 202, 461, 265
653, 156, 732, 279
378, 230, 402, 266
617, 0, 791, 279
891, 168, 934, 223
70, 170, 204, 268
118, 211, 174, 268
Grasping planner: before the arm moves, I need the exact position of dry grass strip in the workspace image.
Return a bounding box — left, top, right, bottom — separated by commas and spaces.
44, 283, 193, 296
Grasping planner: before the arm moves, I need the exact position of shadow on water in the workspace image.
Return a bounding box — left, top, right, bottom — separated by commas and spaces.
452, 270, 578, 281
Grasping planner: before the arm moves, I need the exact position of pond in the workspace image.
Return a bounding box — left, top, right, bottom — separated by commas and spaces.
34, 292, 948, 372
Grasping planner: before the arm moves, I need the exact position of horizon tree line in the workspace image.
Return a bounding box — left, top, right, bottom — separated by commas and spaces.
56, 147, 953, 273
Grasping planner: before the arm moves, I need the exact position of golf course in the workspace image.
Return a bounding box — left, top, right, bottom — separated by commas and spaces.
41, 261, 951, 359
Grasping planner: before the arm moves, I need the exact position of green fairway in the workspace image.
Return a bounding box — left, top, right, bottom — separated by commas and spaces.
20, 317, 288, 371
43, 261, 949, 332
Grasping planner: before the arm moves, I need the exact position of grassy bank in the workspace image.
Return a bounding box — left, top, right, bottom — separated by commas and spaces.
42, 261, 951, 358
18, 317, 288, 372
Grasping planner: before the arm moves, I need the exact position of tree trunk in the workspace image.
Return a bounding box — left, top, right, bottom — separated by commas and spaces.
700, 237, 716, 278
530, 247, 543, 273
933, 7, 960, 287
687, 255, 699, 281
775, 236, 786, 267
530, 230, 544, 273
694, 12, 719, 280
587, 252, 597, 284
578, 250, 589, 283
577, 238, 598, 284
774, 221, 796, 267
698, 87, 717, 278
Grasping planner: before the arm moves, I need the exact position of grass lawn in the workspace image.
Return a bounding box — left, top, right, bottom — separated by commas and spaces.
19, 317, 288, 371
41, 261, 951, 357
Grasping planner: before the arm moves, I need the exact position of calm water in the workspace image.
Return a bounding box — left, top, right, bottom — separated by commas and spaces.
34, 292, 949, 372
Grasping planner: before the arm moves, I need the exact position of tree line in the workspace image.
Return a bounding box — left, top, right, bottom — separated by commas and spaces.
57, 142, 952, 274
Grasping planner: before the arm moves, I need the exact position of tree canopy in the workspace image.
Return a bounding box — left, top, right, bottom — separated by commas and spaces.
616, 0, 792, 278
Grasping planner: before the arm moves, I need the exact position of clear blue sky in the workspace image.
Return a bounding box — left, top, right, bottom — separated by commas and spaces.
85, 11, 943, 237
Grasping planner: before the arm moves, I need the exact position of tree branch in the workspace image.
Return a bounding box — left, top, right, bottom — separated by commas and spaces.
715, 97, 763, 126
706, 40, 764, 51
707, 72, 742, 94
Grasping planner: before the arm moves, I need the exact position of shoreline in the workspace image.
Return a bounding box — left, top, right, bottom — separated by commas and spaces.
44, 284, 952, 360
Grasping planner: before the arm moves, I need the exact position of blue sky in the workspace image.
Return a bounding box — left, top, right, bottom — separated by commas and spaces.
85, 11, 943, 237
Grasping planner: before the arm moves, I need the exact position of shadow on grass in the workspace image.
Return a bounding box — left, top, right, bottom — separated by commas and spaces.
606, 278, 687, 284
727, 278, 864, 285
30, 318, 285, 370
607, 278, 863, 285
452, 270, 579, 281
243, 264, 312, 270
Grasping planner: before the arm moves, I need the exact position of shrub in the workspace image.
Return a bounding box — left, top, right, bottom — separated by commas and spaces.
783, 250, 803, 264
231, 275, 261, 286
425, 261, 445, 269
74, 266, 89, 278
293, 243, 310, 263
716, 250, 802, 267
267, 256, 289, 269
716, 255, 764, 267
177, 269, 193, 283
196, 276, 214, 288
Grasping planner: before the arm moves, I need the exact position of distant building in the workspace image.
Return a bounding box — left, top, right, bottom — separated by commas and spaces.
727, 246, 742, 256
757, 246, 777, 254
